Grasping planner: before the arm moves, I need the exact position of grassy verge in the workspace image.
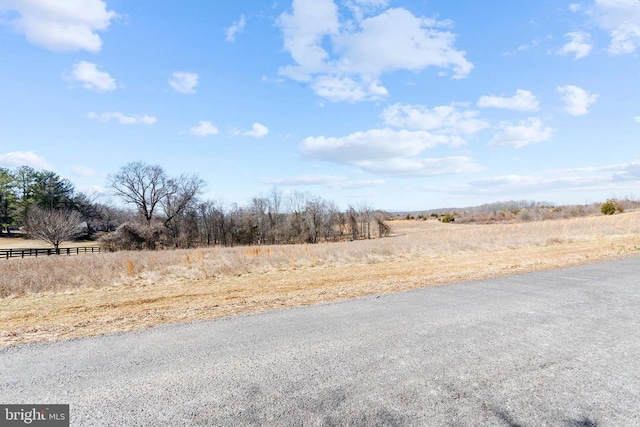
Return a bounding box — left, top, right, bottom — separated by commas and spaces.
1, 212, 639, 347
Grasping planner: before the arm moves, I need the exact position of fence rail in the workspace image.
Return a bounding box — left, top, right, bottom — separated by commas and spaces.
0, 246, 102, 260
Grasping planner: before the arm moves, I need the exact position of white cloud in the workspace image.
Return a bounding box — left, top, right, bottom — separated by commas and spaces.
189, 121, 219, 137
334, 9, 473, 78
278, 1, 472, 102
87, 112, 157, 125
613, 161, 640, 181
477, 90, 540, 112
301, 127, 481, 176
0, 151, 52, 169
466, 174, 606, 193
236, 123, 269, 138
345, 0, 389, 20
72, 166, 97, 177
635, 116, 640, 123
303, 128, 460, 163
489, 118, 555, 148
590, 0, 640, 54
0, 0, 117, 52
502, 38, 541, 56
517, 38, 540, 52
460, 161, 640, 194
261, 175, 384, 188
169, 72, 199, 94
312, 75, 388, 102
557, 85, 598, 116
557, 31, 593, 59
569, 3, 582, 12
66, 61, 117, 92
226, 15, 246, 42
278, 0, 340, 80
382, 104, 489, 137
356, 156, 482, 176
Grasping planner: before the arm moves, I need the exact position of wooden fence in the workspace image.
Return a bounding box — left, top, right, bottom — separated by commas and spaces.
0, 246, 102, 260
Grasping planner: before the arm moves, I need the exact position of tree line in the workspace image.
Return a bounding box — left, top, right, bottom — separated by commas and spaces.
0, 162, 390, 251
0, 166, 126, 251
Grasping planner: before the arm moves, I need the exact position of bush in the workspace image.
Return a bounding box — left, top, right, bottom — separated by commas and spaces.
440, 214, 455, 223
99, 221, 169, 251
601, 199, 623, 215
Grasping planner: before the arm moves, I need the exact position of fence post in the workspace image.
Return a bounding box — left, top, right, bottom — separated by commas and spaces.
1, 246, 103, 260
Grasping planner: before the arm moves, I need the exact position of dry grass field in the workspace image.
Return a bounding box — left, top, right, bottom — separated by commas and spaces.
1, 211, 640, 347
0, 237, 100, 250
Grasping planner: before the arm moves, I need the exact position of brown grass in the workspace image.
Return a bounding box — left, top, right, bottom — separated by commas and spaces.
0, 237, 100, 250
1, 212, 640, 347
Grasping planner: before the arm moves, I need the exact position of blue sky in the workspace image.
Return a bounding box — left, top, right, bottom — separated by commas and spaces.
0, 0, 638, 211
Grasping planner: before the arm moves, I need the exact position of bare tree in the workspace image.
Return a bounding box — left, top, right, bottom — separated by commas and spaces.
267, 187, 283, 244
304, 196, 326, 243
324, 200, 341, 241
374, 211, 391, 237
286, 190, 309, 243
108, 162, 168, 225
347, 205, 359, 241
161, 174, 206, 239
357, 202, 372, 239
248, 196, 268, 244
24, 207, 84, 253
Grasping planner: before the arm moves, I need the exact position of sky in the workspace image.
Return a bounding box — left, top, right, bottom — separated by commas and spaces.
0, 0, 639, 211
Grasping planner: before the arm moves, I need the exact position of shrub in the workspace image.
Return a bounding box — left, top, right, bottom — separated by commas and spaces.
99, 221, 169, 250
601, 199, 623, 216
601, 201, 616, 215
440, 214, 455, 223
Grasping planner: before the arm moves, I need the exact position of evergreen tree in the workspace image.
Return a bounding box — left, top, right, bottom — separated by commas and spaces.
0, 168, 17, 233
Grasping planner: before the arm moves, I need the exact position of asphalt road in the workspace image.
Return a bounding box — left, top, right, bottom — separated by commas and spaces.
2, 258, 640, 426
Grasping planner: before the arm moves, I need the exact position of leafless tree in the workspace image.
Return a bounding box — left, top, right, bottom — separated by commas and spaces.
24, 207, 84, 253
347, 205, 359, 241
374, 211, 391, 237
358, 202, 373, 239
108, 162, 168, 225
304, 196, 326, 243
250, 196, 269, 244
161, 174, 206, 238
104, 164, 391, 249
324, 200, 341, 241
286, 191, 308, 243
267, 187, 283, 244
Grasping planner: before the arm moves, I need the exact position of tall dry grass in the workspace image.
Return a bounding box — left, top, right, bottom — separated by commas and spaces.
1, 212, 639, 297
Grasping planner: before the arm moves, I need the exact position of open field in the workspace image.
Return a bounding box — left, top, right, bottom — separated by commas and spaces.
1, 212, 640, 347
0, 236, 100, 250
